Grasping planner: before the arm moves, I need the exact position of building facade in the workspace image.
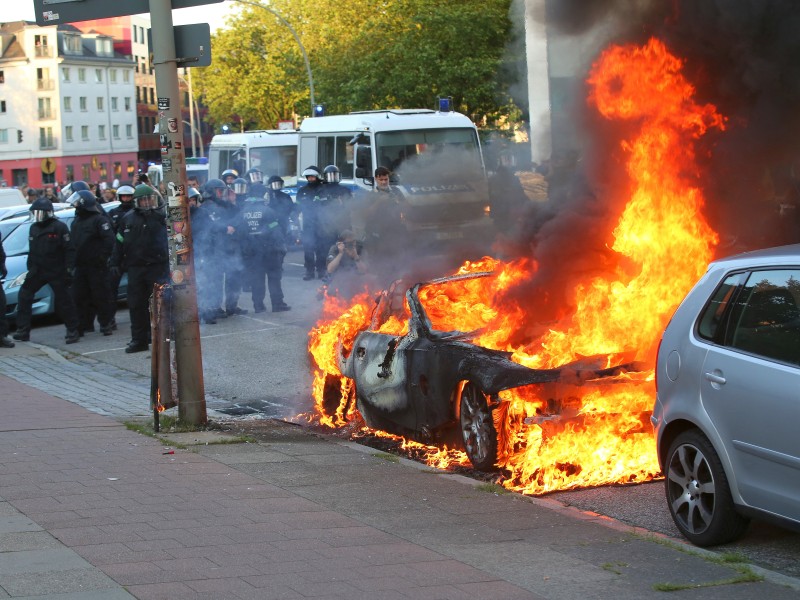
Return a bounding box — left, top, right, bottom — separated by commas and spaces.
0, 21, 138, 189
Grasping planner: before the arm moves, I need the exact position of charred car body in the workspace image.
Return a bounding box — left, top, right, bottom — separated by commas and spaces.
337, 273, 637, 470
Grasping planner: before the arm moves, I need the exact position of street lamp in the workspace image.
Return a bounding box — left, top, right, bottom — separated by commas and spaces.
231, 0, 316, 114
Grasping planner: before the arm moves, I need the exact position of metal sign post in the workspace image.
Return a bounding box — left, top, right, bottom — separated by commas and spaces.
149, 0, 207, 425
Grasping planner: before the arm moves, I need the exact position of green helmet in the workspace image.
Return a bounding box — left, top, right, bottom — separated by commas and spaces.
133, 184, 157, 210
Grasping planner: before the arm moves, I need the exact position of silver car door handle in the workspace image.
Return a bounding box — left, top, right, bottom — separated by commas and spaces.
704, 372, 726, 385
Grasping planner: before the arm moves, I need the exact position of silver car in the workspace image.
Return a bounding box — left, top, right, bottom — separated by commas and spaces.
653, 244, 800, 546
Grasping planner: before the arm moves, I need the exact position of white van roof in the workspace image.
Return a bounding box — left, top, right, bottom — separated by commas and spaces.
298, 110, 477, 134
209, 130, 298, 148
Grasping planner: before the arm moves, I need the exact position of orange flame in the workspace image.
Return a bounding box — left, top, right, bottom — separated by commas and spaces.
306, 38, 724, 494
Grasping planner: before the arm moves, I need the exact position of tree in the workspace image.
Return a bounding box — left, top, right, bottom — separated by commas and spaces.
194, 0, 521, 130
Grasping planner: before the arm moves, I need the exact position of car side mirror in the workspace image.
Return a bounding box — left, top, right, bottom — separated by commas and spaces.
355, 145, 372, 170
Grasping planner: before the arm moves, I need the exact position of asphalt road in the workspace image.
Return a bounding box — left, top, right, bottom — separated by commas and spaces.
12, 246, 800, 581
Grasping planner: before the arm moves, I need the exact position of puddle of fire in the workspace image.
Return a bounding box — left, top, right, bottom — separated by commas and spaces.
306, 38, 724, 495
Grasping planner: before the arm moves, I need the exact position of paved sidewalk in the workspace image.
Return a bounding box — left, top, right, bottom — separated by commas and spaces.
2, 375, 799, 600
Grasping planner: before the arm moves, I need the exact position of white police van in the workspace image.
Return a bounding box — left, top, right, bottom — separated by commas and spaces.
147, 157, 209, 190
208, 130, 298, 190
297, 107, 491, 247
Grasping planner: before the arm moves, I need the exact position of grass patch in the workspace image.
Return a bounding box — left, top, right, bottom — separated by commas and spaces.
204, 435, 257, 445
124, 420, 155, 437
601, 561, 628, 575
372, 452, 400, 463
653, 568, 762, 592
476, 482, 510, 495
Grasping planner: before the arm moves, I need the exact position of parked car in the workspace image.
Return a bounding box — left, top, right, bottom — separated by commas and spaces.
2, 203, 127, 321
0, 188, 26, 208
0, 203, 70, 240
653, 244, 800, 547
334, 272, 639, 470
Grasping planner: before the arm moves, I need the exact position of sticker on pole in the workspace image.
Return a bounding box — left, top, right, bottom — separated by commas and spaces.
158, 97, 170, 110
42, 11, 59, 21
167, 118, 178, 133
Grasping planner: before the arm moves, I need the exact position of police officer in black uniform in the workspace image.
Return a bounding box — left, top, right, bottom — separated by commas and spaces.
70, 190, 115, 336
110, 184, 168, 353
220, 180, 248, 316
315, 165, 352, 276
241, 182, 290, 312
13, 198, 80, 344
195, 179, 230, 321
266, 175, 296, 244
296, 166, 323, 280
0, 233, 14, 348
106, 184, 135, 321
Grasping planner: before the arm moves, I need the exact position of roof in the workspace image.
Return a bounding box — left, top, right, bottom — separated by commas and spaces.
297, 110, 477, 134
712, 244, 800, 269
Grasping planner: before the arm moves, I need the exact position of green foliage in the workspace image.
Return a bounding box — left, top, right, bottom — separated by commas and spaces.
194, 0, 521, 129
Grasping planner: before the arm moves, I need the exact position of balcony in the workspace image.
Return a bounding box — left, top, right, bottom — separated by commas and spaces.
39, 140, 57, 150
34, 46, 53, 58
37, 79, 55, 91
38, 109, 56, 121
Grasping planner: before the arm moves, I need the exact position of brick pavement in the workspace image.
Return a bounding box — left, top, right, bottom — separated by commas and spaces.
2, 373, 800, 599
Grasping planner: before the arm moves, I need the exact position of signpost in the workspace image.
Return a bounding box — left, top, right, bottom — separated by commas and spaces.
34, 0, 213, 425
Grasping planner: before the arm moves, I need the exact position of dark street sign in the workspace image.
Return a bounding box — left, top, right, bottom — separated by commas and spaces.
34, 0, 224, 26
147, 23, 212, 68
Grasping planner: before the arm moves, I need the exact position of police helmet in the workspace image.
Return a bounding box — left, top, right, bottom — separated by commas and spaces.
302, 166, 321, 180
132, 184, 158, 210
188, 187, 202, 202
60, 180, 89, 200
204, 178, 228, 199
221, 169, 238, 183
267, 175, 284, 191
245, 168, 263, 183
232, 177, 248, 195
322, 165, 341, 184
117, 185, 135, 203
30, 197, 55, 222
70, 189, 100, 213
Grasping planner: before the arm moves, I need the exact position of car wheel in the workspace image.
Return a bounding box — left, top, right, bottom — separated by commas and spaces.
665, 429, 749, 546
459, 382, 497, 471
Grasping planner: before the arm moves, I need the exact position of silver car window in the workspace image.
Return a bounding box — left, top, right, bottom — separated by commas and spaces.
728, 269, 800, 365
697, 272, 745, 342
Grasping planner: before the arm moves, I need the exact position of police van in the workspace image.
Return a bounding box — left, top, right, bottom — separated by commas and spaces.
297, 108, 491, 248
147, 157, 209, 189
208, 130, 298, 190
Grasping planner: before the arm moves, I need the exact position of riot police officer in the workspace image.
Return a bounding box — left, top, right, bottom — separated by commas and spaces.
315, 165, 352, 275
70, 190, 115, 336
13, 198, 80, 344
245, 168, 263, 185
110, 184, 168, 353
241, 182, 290, 312
266, 175, 296, 243
221, 169, 238, 187
0, 233, 14, 347
296, 166, 323, 280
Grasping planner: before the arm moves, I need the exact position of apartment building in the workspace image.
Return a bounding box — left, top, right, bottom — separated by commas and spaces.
0, 21, 137, 188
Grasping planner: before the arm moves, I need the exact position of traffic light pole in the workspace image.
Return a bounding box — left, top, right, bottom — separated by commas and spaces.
149, 0, 207, 425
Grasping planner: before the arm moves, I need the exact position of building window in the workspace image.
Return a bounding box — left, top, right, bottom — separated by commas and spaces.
78, 68, 86, 83
64, 35, 82, 55
112, 124, 120, 139
95, 69, 103, 83
126, 124, 133, 138
39, 127, 54, 149
63, 96, 71, 112
98, 125, 106, 139
81, 125, 89, 141
133, 26, 138, 43
123, 69, 130, 83
35, 35, 51, 57
36, 68, 53, 91
65, 125, 73, 142
97, 97, 104, 111
62, 67, 70, 82
114, 162, 122, 177
0, 100, 5, 114
79, 96, 87, 111
82, 164, 90, 180
0, 71, 4, 83
95, 38, 112, 57
124, 97, 131, 111
38, 97, 53, 120
127, 161, 135, 177
110, 69, 117, 83
149, 87, 155, 104
135, 87, 140, 103
65, 165, 74, 181
111, 97, 118, 111
0, 129, 7, 144
99, 162, 107, 179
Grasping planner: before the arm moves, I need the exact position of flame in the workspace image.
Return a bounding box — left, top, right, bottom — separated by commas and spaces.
306, 39, 723, 494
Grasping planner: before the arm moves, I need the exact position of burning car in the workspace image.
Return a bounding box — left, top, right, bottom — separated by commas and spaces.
335, 272, 641, 470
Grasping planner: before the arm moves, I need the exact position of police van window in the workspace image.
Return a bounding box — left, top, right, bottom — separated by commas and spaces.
250, 145, 298, 183
375, 128, 480, 174
728, 269, 800, 365
317, 136, 353, 180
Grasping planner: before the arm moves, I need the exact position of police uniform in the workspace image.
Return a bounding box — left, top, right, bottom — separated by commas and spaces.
241, 191, 289, 312
71, 206, 115, 334
14, 216, 80, 341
